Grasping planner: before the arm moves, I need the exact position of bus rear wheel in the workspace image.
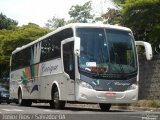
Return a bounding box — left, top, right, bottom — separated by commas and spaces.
99, 103, 111, 111
51, 88, 65, 109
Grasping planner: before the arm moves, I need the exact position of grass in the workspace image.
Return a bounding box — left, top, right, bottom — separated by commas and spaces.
132, 100, 160, 108
113, 100, 160, 108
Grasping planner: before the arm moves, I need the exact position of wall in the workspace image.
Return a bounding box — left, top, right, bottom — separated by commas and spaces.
138, 55, 160, 99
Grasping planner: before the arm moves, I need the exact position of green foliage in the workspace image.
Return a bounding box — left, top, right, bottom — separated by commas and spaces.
113, 0, 160, 51
45, 16, 66, 30
113, 0, 125, 5
149, 25, 160, 49
0, 12, 18, 30
0, 23, 49, 56
0, 22, 49, 77
0, 56, 10, 78
45, 1, 95, 29
101, 9, 121, 24
132, 100, 160, 108
68, 1, 94, 23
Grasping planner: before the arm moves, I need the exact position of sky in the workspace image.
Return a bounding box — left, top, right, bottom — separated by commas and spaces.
0, 0, 118, 27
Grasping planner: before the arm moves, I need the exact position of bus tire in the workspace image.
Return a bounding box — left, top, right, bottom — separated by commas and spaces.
18, 90, 25, 106
99, 103, 111, 111
7, 101, 10, 104
15, 100, 19, 104
52, 88, 65, 109
25, 100, 32, 107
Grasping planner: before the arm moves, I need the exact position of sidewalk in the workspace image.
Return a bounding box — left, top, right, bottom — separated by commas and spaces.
66, 103, 160, 112
112, 106, 160, 112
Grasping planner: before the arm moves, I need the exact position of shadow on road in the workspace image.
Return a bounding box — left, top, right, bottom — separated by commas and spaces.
17, 103, 134, 113
6, 103, 135, 113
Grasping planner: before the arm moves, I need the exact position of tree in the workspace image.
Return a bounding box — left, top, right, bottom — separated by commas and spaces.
113, 0, 125, 5
0, 12, 18, 30
101, 9, 121, 24
45, 16, 66, 30
1, 23, 49, 55
68, 1, 94, 23
0, 23, 49, 77
112, 0, 160, 52
46, 1, 95, 28
87, 0, 122, 24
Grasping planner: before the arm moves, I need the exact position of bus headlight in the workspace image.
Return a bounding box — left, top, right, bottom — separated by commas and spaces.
77, 80, 93, 89
127, 84, 137, 90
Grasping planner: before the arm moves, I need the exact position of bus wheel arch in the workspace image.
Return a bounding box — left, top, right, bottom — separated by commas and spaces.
50, 83, 65, 109
18, 87, 32, 106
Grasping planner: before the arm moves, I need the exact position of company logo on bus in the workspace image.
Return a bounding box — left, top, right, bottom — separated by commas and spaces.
114, 82, 130, 86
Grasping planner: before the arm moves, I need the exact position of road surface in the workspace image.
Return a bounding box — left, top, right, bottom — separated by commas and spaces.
0, 103, 160, 120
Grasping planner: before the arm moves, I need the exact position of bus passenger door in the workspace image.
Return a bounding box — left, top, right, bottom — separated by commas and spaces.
62, 40, 75, 100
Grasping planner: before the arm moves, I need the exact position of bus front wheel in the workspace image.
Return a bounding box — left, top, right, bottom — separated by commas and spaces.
99, 103, 111, 111
18, 90, 32, 106
51, 88, 65, 109
18, 90, 25, 106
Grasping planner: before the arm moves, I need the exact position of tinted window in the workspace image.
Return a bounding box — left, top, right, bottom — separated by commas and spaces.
76, 28, 137, 76
11, 47, 31, 70
40, 37, 60, 62
11, 28, 73, 70
40, 28, 73, 62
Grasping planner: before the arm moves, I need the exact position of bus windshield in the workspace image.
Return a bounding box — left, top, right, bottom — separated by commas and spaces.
76, 28, 137, 78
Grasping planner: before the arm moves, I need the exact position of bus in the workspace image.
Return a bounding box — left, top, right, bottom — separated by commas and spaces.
10, 23, 152, 111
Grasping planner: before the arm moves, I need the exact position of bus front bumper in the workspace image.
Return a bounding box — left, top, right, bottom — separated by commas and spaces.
76, 86, 138, 104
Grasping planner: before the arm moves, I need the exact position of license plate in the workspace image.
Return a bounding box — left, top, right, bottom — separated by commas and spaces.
106, 92, 116, 96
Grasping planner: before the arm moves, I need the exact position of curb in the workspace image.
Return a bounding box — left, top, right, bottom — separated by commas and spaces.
66, 104, 160, 112
112, 106, 160, 112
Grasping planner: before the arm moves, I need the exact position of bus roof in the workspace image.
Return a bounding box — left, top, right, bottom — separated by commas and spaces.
12, 23, 131, 54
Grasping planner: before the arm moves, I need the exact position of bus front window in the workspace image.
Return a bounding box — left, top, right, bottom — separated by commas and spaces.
106, 29, 137, 74
76, 28, 137, 79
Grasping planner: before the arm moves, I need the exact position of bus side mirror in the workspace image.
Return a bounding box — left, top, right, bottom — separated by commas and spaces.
135, 41, 153, 60
74, 37, 80, 56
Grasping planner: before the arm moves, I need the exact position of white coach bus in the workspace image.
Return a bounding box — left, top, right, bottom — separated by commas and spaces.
10, 23, 152, 111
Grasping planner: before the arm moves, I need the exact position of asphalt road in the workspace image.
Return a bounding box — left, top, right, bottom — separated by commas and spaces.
0, 103, 160, 120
